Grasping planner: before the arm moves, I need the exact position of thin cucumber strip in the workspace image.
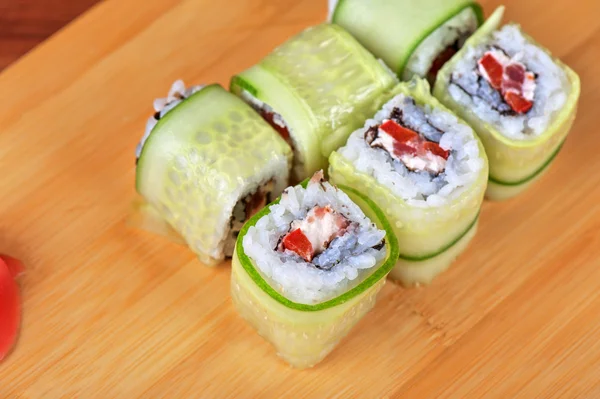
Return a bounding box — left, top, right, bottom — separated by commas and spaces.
488, 142, 564, 186
332, 0, 482, 77
389, 219, 479, 286
398, 213, 479, 262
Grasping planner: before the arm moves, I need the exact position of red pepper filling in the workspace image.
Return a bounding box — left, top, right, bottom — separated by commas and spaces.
478, 50, 535, 114
368, 120, 449, 174
280, 205, 350, 262
380, 120, 449, 160
261, 110, 291, 144
281, 228, 314, 262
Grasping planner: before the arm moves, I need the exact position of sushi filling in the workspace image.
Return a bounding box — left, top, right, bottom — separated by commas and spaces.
447, 25, 569, 139
403, 7, 479, 84
365, 118, 449, 175
224, 180, 275, 257
453, 48, 537, 115
136, 80, 205, 161
243, 171, 387, 304
278, 205, 353, 267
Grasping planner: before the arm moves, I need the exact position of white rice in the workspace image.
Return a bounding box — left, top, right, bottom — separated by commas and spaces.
403, 7, 479, 81
448, 24, 570, 140
337, 94, 484, 207
136, 80, 205, 158
243, 176, 387, 305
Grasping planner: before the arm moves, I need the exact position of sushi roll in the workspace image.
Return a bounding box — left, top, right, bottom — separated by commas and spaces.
328, 78, 488, 286
230, 23, 397, 182
330, 0, 484, 84
231, 171, 398, 368
433, 7, 581, 200
135, 81, 292, 265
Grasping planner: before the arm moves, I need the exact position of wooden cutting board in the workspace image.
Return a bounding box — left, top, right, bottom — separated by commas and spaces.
1, 0, 599, 397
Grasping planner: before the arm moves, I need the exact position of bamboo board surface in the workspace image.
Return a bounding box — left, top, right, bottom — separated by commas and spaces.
1, 0, 599, 397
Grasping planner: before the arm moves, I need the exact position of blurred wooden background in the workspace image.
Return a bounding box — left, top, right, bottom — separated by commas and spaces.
0, 0, 100, 70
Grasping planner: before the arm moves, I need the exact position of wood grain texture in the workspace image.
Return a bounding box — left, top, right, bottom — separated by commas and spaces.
0, 0, 101, 70
0, 0, 599, 397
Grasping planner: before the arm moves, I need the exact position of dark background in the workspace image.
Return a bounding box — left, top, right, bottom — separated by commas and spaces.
0, 0, 100, 70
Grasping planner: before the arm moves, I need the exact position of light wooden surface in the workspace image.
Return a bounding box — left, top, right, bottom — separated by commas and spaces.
0, 0, 599, 397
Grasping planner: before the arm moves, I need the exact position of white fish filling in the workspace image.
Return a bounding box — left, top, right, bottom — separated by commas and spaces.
136, 80, 205, 159
448, 25, 570, 140
243, 175, 387, 305
337, 93, 484, 207
403, 7, 479, 81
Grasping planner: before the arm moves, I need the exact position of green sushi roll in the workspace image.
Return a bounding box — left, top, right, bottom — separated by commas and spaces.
329, 78, 488, 286
330, 0, 483, 84
136, 81, 292, 265
433, 7, 581, 200
231, 172, 398, 368
230, 23, 397, 182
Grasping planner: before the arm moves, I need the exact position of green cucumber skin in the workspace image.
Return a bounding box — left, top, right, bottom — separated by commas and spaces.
332, 0, 483, 77
433, 7, 581, 197
234, 180, 399, 312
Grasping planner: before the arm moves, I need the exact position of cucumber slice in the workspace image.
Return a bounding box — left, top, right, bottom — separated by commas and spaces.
433, 7, 581, 200
230, 23, 397, 181
485, 142, 563, 201
136, 84, 291, 265
231, 182, 398, 368
389, 218, 479, 286
328, 78, 488, 284
332, 0, 483, 77
230, 70, 323, 181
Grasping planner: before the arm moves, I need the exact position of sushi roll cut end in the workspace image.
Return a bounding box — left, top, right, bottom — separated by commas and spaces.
434, 6, 581, 200
231, 171, 398, 368
329, 78, 488, 286
403, 3, 482, 84
135, 81, 291, 265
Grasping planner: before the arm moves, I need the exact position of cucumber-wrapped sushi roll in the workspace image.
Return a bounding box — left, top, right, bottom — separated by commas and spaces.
433, 7, 580, 200
230, 23, 397, 182
135, 81, 292, 265
330, 0, 483, 84
231, 171, 398, 368
329, 78, 488, 286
